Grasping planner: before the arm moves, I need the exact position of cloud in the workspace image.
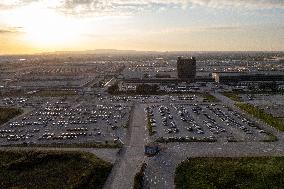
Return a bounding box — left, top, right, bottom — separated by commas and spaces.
195, 0, 284, 9
0, 29, 14, 33
204, 26, 241, 31
0, 27, 22, 34
58, 0, 284, 13
144, 25, 242, 35
1, 0, 284, 16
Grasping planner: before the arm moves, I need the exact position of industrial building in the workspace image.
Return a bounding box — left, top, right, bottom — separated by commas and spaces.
212, 71, 284, 84
177, 57, 196, 80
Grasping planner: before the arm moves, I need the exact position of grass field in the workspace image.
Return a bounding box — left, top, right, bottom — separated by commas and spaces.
0, 107, 23, 125
2, 141, 122, 148
222, 92, 243, 102
201, 93, 219, 102
261, 133, 278, 142
236, 103, 284, 132
175, 157, 284, 189
0, 150, 112, 189
0, 91, 27, 97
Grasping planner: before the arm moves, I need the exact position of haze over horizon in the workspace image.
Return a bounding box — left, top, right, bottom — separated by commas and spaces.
0, 0, 284, 55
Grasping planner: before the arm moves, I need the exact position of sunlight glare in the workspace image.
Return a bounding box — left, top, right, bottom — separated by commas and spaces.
6, 3, 83, 48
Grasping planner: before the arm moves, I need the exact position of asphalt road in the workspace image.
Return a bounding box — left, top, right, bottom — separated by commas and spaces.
145, 141, 284, 189
103, 104, 147, 189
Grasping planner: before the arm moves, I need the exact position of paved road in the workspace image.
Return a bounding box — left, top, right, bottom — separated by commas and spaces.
103, 104, 147, 189
145, 140, 284, 189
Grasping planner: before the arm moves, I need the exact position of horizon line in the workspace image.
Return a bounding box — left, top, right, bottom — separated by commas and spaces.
1, 49, 284, 56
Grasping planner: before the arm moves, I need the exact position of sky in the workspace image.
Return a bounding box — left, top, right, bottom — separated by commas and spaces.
0, 0, 283, 54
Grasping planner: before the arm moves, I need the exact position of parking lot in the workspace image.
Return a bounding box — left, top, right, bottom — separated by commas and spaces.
145, 103, 271, 142
0, 99, 130, 146
96, 94, 205, 104
241, 94, 284, 119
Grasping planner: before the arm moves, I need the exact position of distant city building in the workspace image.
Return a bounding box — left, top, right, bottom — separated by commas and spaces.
212, 71, 284, 84
177, 57, 196, 80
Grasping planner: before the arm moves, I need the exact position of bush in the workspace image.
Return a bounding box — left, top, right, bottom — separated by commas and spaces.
136, 84, 159, 95
133, 163, 147, 189
146, 114, 154, 136
108, 83, 120, 94
0, 107, 23, 125
156, 136, 217, 143
35, 90, 76, 97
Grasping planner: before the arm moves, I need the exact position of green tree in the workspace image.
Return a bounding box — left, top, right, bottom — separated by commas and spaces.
136, 84, 159, 94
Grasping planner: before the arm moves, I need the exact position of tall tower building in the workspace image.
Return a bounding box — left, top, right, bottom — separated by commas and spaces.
177, 57, 196, 80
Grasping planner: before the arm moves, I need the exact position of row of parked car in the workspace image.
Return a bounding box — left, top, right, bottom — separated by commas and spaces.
209, 105, 266, 137
1, 101, 130, 145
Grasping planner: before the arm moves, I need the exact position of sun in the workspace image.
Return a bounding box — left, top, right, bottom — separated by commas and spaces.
5, 3, 83, 49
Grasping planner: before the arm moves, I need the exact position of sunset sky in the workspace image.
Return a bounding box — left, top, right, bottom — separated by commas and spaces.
0, 0, 283, 54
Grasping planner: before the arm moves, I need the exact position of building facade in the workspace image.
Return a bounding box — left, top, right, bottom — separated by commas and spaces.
212, 72, 284, 84
177, 57, 196, 80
